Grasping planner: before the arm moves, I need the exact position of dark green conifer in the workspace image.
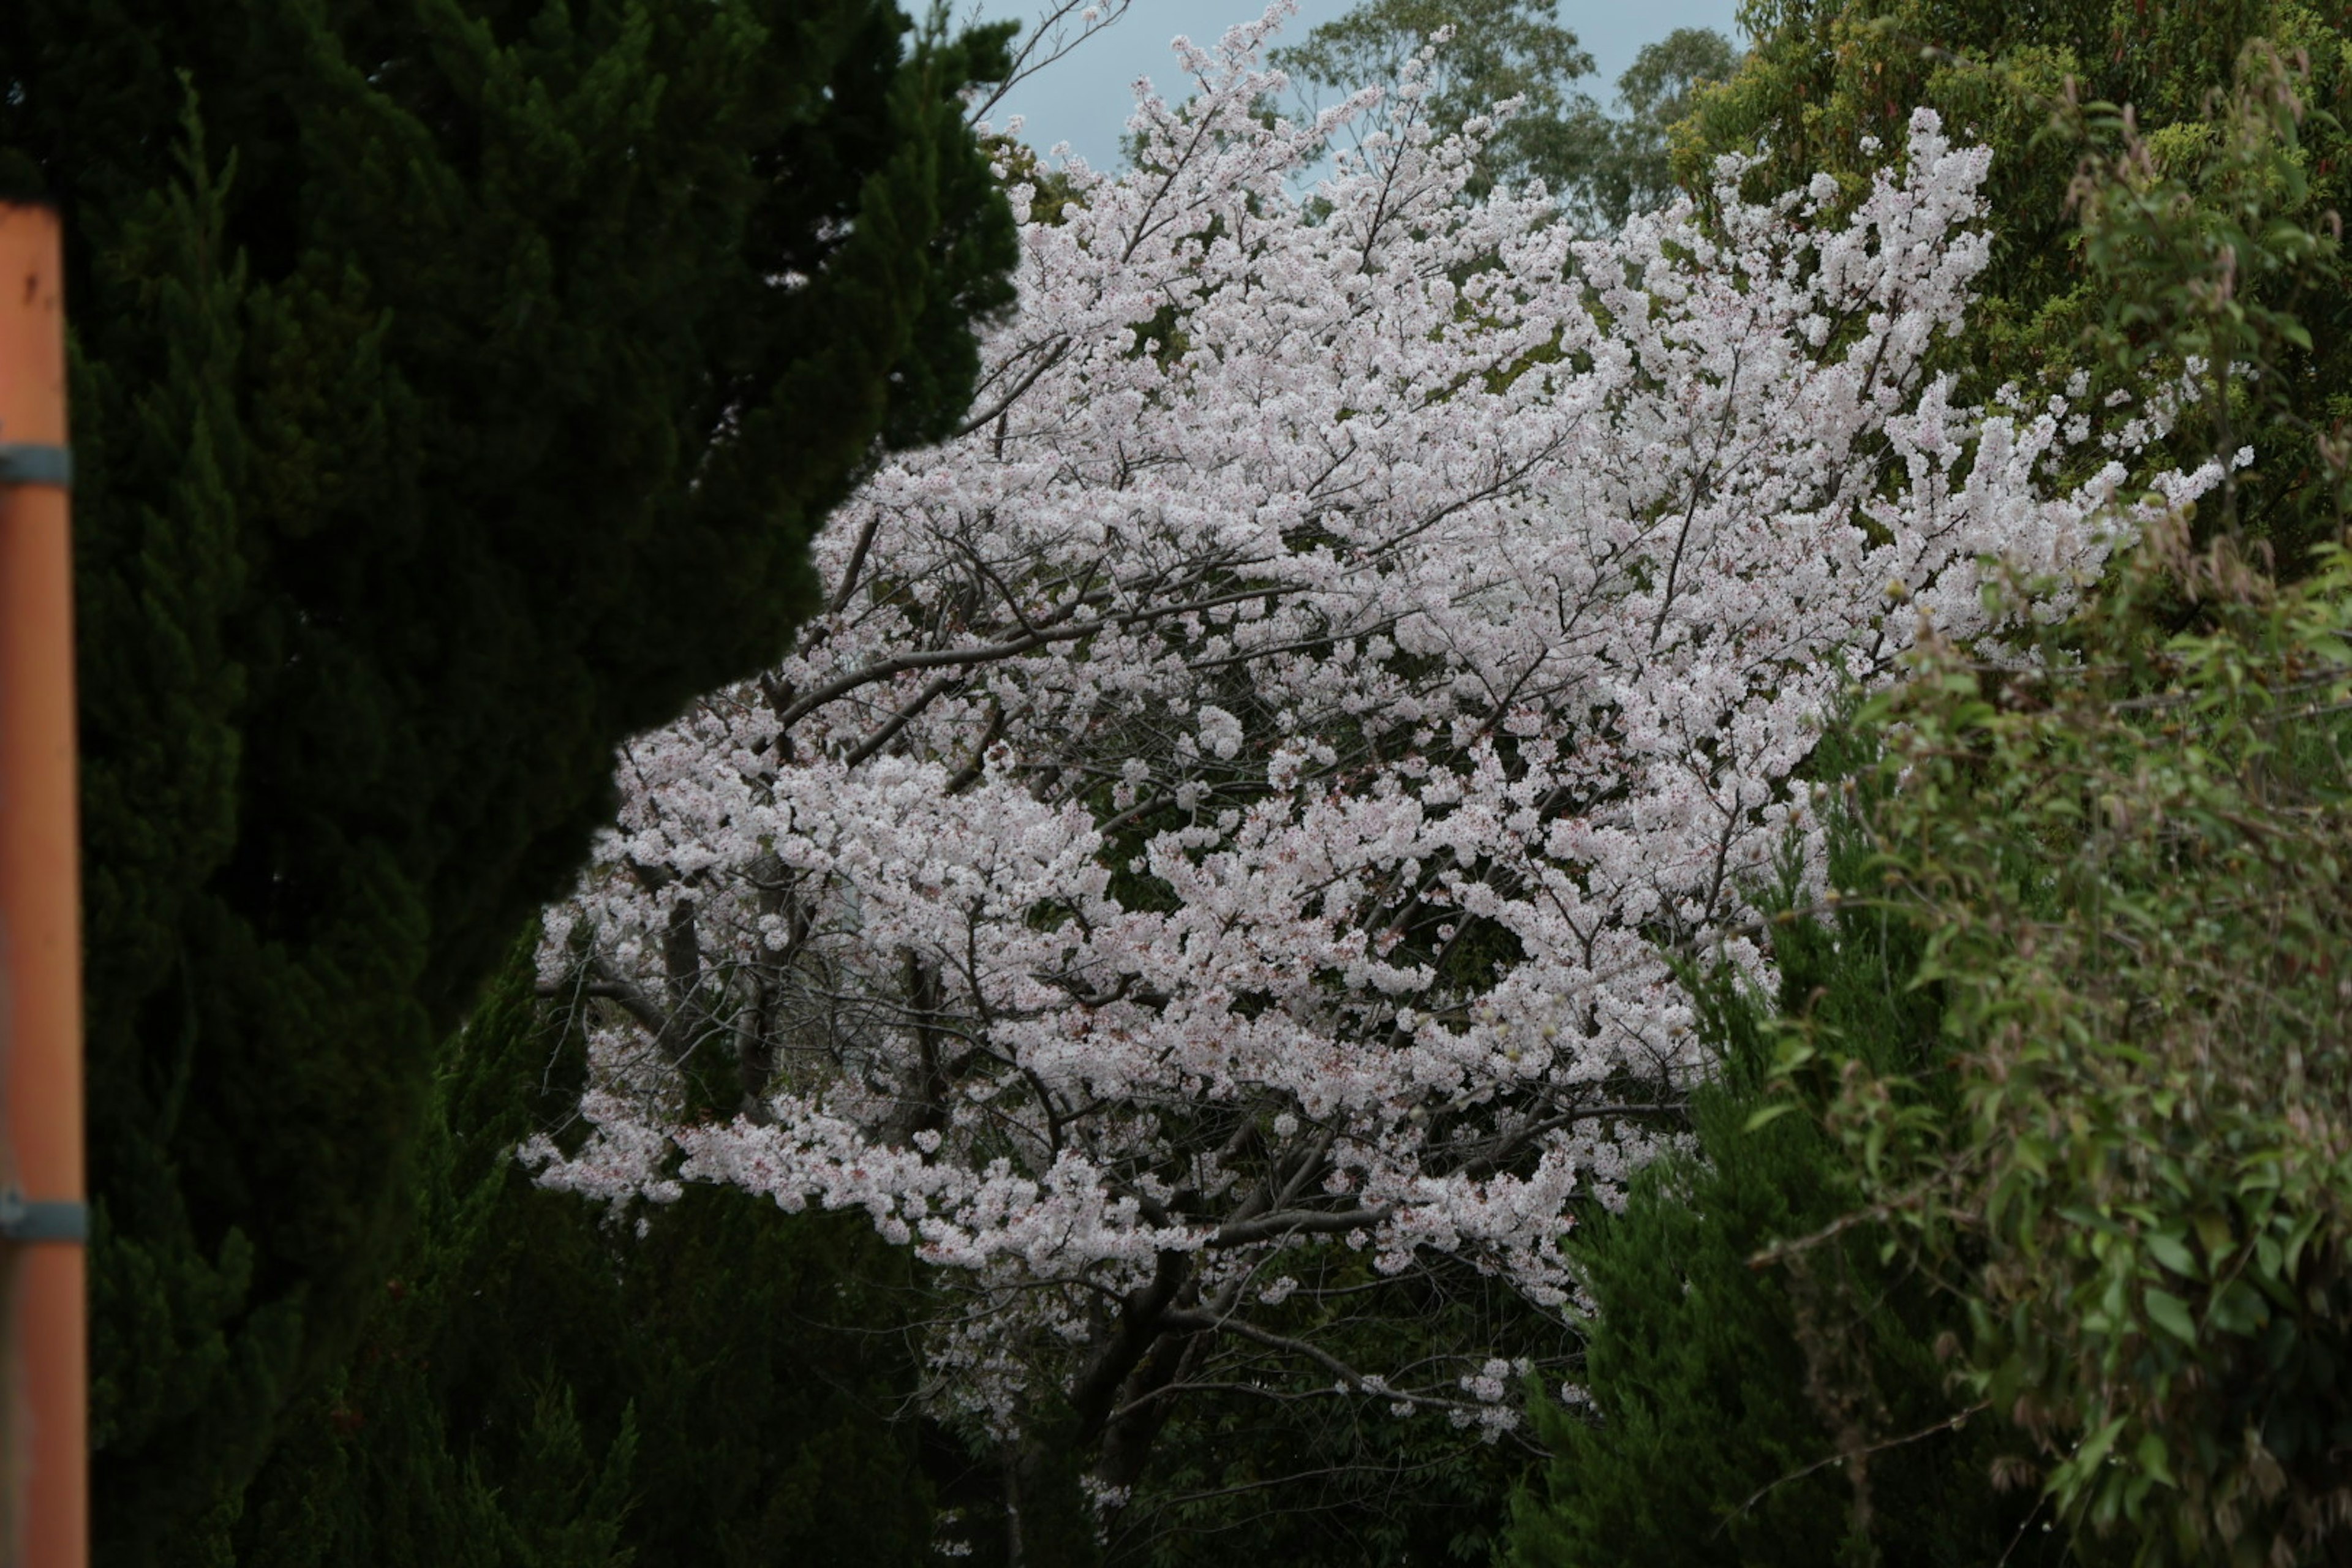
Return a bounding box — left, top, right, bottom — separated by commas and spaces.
224, 937, 937, 1568
0, 2, 1016, 1558
1504, 823, 2071, 1567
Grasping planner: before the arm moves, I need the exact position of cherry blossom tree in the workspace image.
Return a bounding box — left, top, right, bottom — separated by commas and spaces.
526, 4, 2216, 1522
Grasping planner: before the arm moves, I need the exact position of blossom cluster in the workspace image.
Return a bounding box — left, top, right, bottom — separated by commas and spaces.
527, 4, 2211, 1480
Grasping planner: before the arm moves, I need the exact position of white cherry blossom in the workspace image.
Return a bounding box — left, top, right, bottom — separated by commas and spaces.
526, 3, 2214, 1497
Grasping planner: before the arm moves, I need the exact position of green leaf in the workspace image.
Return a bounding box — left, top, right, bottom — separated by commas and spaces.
2144, 1231, 2199, 1279
2134, 1431, 2177, 1490
2076, 1415, 2130, 1474
2143, 1287, 2198, 1345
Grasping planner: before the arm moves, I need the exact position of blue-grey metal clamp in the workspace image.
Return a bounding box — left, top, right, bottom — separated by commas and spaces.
0, 441, 72, 488
0, 1190, 86, 1244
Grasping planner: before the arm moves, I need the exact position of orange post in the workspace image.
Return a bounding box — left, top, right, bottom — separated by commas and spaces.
0, 203, 85, 1568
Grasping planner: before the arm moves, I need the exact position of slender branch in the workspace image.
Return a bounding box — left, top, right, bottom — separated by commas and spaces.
961, 0, 1136, 128
1156, 1307, 1490, 1420
954, 338, 1073, 439
1208, 1205, 1395, 1249
843, 672, 966, 768
1714, 1402, 1991, 1535
826, 509, 887, 616
538, 968, 670, 1039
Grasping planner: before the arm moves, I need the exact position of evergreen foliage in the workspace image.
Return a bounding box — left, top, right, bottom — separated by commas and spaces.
1505, 821, 2068, 1567
0, 1, 1017, 1556
222, 938, 938, 1568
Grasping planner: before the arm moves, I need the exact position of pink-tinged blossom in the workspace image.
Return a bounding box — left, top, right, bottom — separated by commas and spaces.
524, 2, 2211, 1491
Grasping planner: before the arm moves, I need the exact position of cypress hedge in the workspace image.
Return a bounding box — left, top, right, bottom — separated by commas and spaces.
0, 2, 1016, 1556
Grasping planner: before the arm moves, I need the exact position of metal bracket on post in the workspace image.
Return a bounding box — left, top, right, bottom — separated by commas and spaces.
0, 440, 72, 488
0, 1189, 87, 1243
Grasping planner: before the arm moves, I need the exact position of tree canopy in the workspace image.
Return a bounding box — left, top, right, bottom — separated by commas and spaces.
1271, 1, 1738, 225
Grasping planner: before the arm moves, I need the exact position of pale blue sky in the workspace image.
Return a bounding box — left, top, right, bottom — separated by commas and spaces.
963, 0, 1747, 168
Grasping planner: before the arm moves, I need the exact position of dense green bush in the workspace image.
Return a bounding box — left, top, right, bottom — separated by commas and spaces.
1741, 21, 2352, 1556
1826, 517, 2352, 1564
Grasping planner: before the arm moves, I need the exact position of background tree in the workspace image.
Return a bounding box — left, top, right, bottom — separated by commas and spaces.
1269, 0, 1596, 195
0, 0, 1017, 1556
1681, 0, 2352, 571
1272, 2, 1738, 224
1548, 28, 1743, 232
